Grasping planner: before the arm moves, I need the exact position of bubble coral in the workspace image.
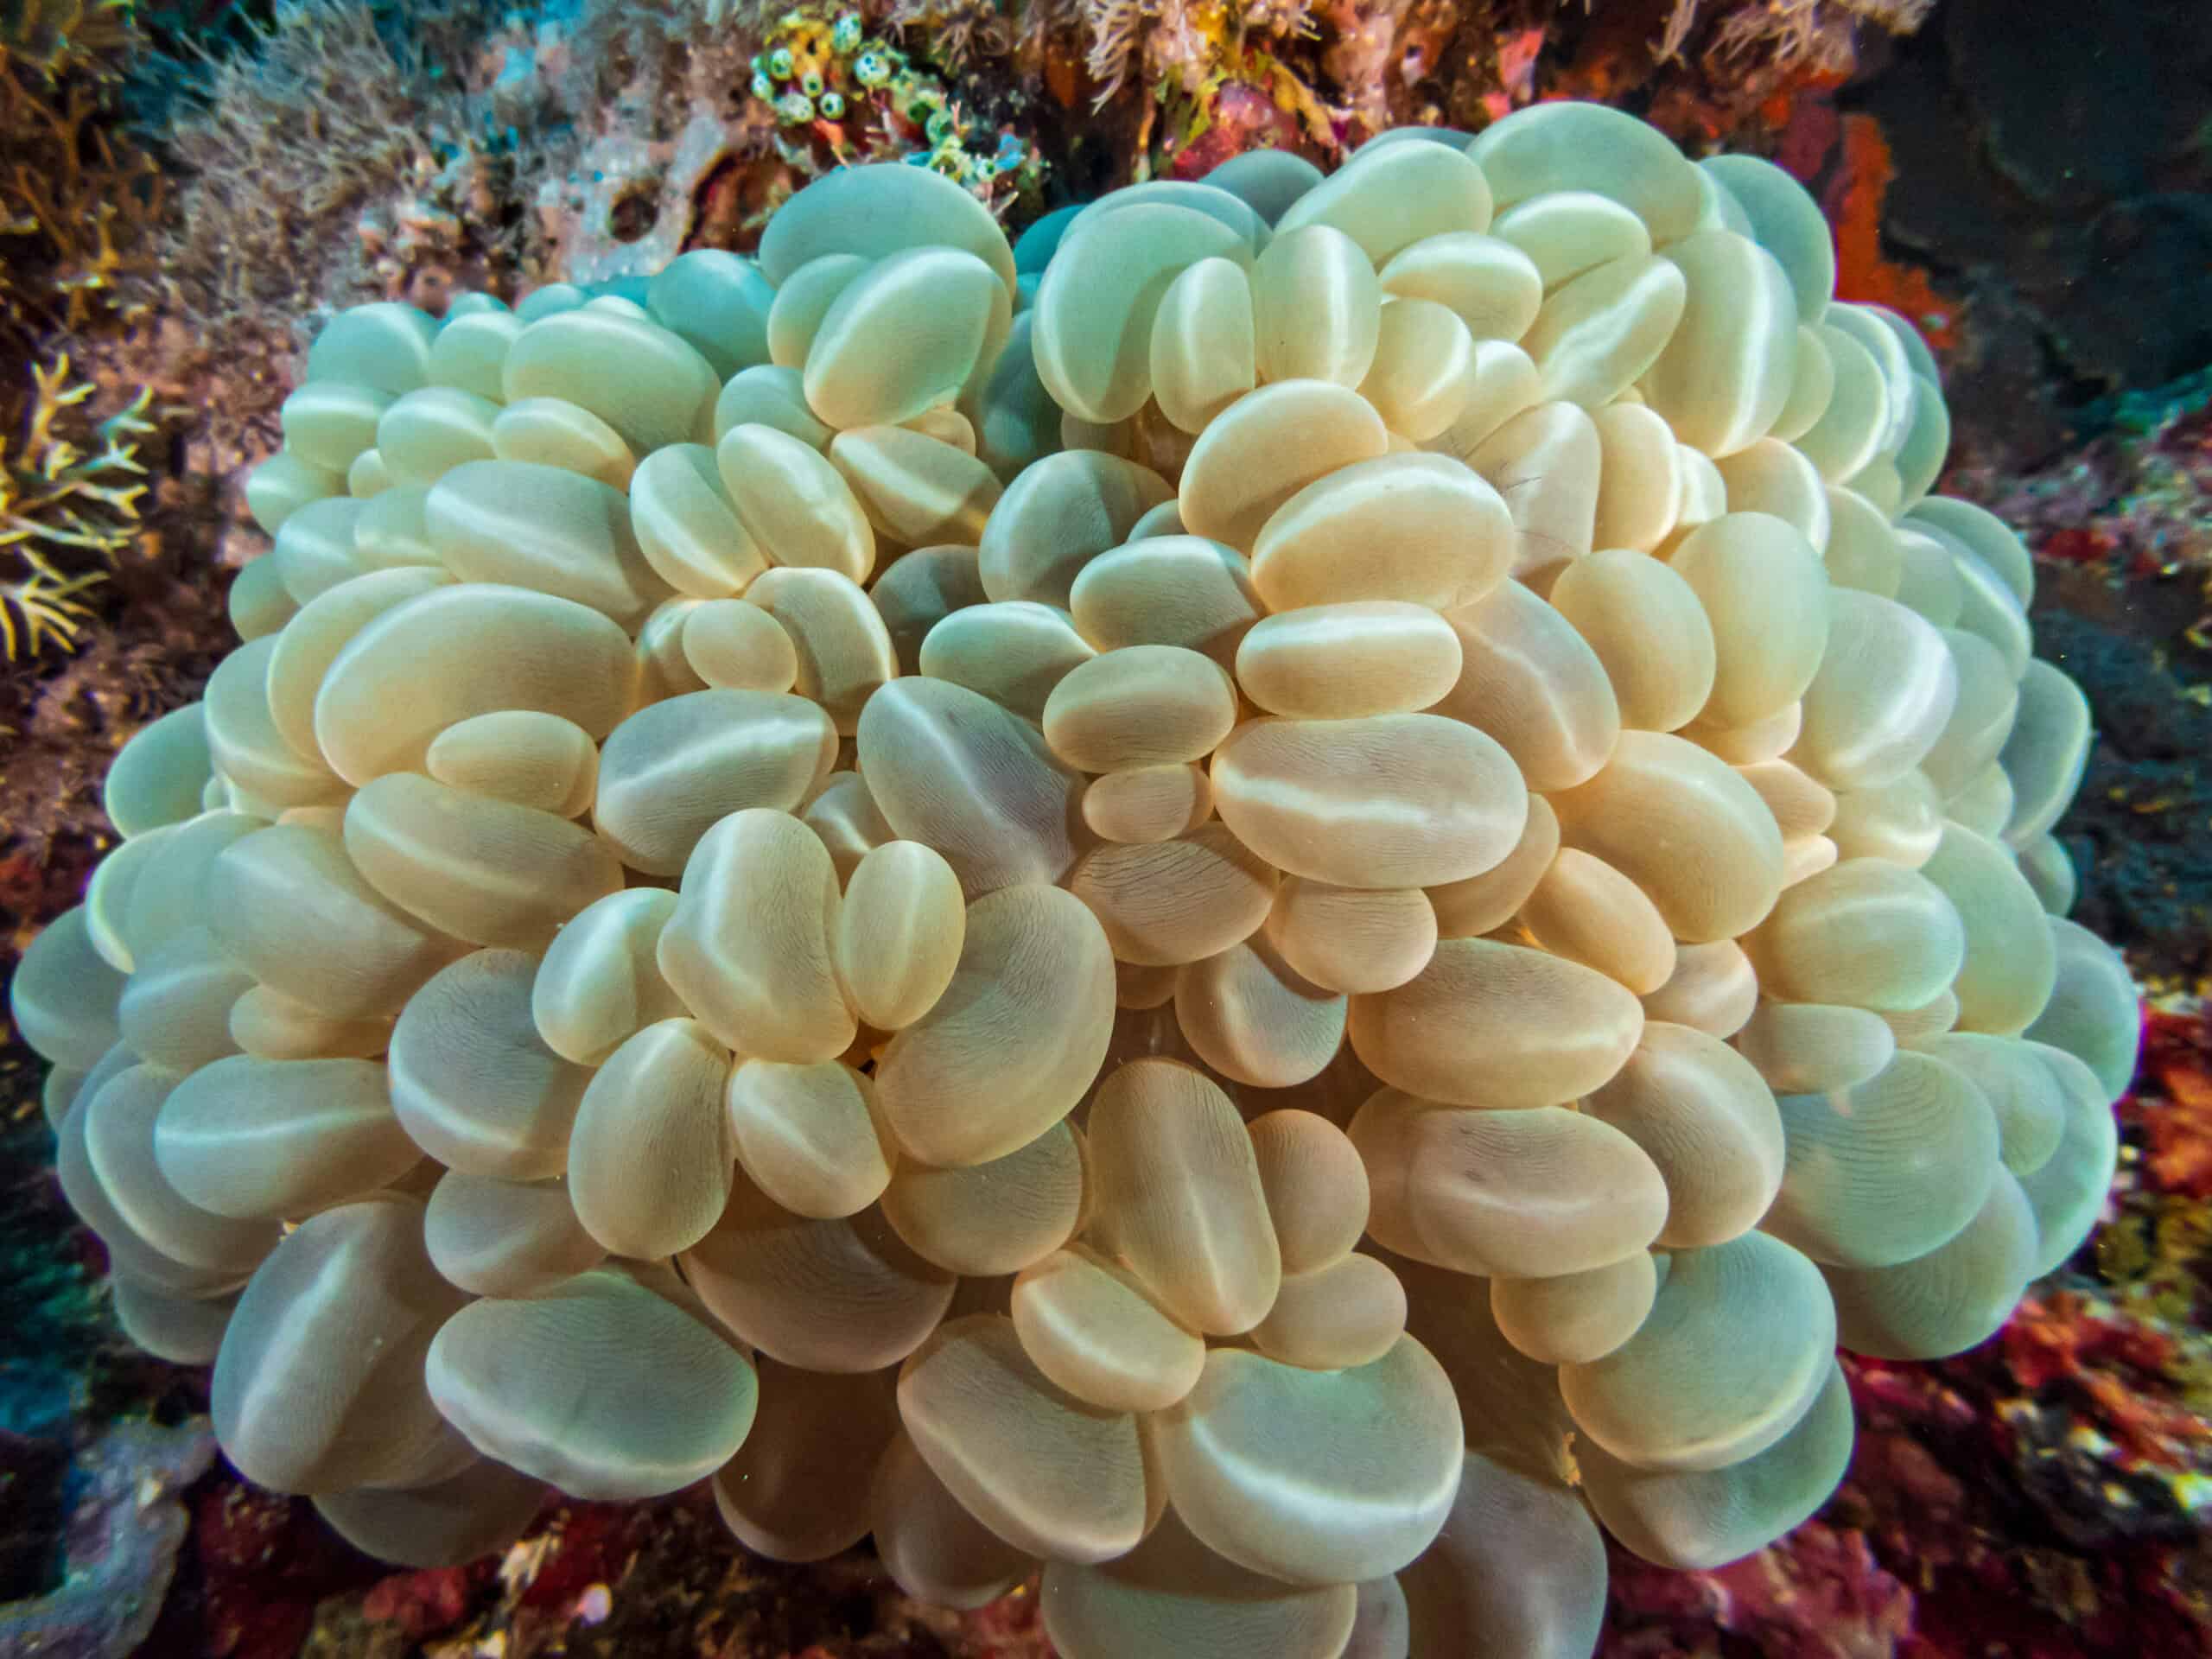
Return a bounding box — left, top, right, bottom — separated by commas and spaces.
13, 100, 2144, 1659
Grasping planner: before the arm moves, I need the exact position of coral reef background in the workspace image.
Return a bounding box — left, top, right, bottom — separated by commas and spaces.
1, 0, 2209, 1652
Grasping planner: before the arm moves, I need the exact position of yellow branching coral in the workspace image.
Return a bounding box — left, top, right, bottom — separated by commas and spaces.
0, 356, 156, 657
16, 103, 2146, 1659
0, 0, 163, 340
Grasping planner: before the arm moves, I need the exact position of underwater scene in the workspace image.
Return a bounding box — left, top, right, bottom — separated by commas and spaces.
3, 0, 2210, 1653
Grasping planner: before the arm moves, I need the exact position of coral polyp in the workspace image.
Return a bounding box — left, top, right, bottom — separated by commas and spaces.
16, 103, 2140, 1658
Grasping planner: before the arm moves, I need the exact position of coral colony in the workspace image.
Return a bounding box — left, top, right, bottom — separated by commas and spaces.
12, 102, 2141, 1659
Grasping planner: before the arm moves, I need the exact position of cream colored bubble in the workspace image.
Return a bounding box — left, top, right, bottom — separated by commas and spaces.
1493, 189, 1650, 289
118, 924, 253, 1071
804, 246, 1005, 429
307, 302, 437, 394
1745, 857, 1967, 1012
490, 397, 634, 488
1999, 657, 2092, 849
106, 704, 214, 841
1521, 254, 1688, 410
1351, 1091, 1665, 1274
658, 808, 854, 1065
1560, 1230, 1834, 1474
1069, 534, 1262, 666
1067, 822, 1279, 967
212, 1195, 466, 1494
1086, 1058, 1281, 1333
898, 1313, 1149, 1565
270, 497, 365, 603
831, 840, 964, 1033
685, 1170, 957, 1372
314, 584, 638, 786
1358, 298, 1477, 441
722, 1057, 890, 1222
1426, 794, 1559, 940
1249, 1251, 1408, 1371
766, 254, 868, 369
2024, 917, 2139, 1104
871, 543, 988, 673
1769, 324, 1836, 447
1377, 232, 1541, 347
829, 424, 1003, 547
1918, 819, 2058, 1036
1250, 453, 1513, 613
389, 948, 593, 1179
1042, 1508, 1358, 1659
282, 381, 393, 473
374, 388, 499, 488
1276, 136, 1495, 261
244, 448, 343, 537
1033, 202, 1252, 424
1470, 101, 1701, 242
1465, 400, 1602, 588
82, 1065, 280, 1281
1011, 1245, 1205, 1414
567, 1018, 734, 1258
1548, 729, 1784, 941
204, 635, 349, 812
1246, 1108, 1370, 1274
207, 823, 454, 1020
717, 423, 875, 584
1710, 441, 1834, 568
156, 1054, 422, 1220
1491, 1251, 1657, 1366
880, 1117, 1086, 1276
1250, 224, 1382, 388
500, 304, 717, 456
713, 362, 834, 448
1082, 763, 1215, 844
1735, 1000, 1897, 1096
1180, 380, 1389, 551
593, 690, 836, 874
1669, 512, 1831, 729
1766, 1050, 2002, 1268
1043, 645, 1236, 772
1519, 847, 1676, 995
1153, 1336, 1463, 1585
626, 443, 766, 598
874, 884, 1114, 1166
528, 887, 687, 1066
1174, 934, 1348, 1089
1212, 712, 1527, 891
980, 448, 1175, 606
1548, 550, 1713, 733
423, 1170, 605, 1298
1147, 257, 1259, 435
918, 601, 1096, 720
428, 1266, 758, 1500
230, 985, 391, 1063
343, 772, 624, 948
1266, 878, 1438, 996
1793, 589, 1961, 791
1579, 1357, 1852, 1572
856, 677, 1084, 897
1583, 1020, 1784, 1249
425, 710, 596, 818
744, 565, 897, 734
